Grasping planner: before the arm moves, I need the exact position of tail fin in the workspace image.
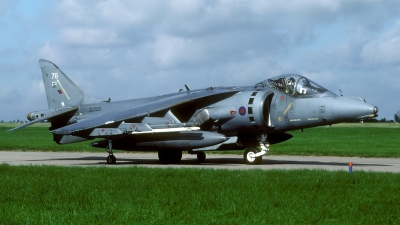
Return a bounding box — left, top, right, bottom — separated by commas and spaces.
8, 60, 109, 134
39, 59, 110, 109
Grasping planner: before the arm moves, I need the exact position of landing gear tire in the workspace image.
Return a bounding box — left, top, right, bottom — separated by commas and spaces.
106, 154, 116, 164
244, 148, 262, 165
158, 150, 182, 164
196, 151, 206, 164
106, 138, 116, 164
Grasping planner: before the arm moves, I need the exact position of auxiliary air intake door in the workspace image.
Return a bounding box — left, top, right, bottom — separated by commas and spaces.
262, 93, 274, 127
246, 91, 274, 130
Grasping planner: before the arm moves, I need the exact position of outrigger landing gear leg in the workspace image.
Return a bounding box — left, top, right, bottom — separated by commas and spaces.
106, 139, 116, 164
243, 134, 269, 165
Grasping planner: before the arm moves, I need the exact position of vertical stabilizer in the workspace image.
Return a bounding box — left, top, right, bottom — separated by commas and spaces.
40, 59, 84, 109
39, 59, 110, 109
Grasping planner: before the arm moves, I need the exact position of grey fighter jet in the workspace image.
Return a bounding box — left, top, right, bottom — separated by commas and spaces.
8, 59, 378, 165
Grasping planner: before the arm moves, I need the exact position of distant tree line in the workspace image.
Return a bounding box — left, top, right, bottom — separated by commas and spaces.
0, 120, 50, 123
1, 120, 28, 124
364, 118, 394, 123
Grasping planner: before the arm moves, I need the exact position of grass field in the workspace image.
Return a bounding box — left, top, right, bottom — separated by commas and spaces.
272, 124, 400, 157
2, 122, 400, 158
1, 124, 98, 152
1, 164, 399, 224
2, 123, 400, 224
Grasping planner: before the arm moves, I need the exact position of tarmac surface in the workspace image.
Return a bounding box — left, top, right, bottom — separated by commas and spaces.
2, 151, 400, 173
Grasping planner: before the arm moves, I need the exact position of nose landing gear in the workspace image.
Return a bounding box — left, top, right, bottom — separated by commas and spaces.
243, 134, 269, 165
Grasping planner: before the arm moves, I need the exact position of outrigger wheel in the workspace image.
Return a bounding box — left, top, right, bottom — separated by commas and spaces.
106, 154, 116, 164
106, 139, 116, 164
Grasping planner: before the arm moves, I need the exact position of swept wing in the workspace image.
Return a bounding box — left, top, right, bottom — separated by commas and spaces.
51, 88, 239, 135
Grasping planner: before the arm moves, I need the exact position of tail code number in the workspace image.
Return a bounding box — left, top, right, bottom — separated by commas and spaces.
51, 73, 59, 87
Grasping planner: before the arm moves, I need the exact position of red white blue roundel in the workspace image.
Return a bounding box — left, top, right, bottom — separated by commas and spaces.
239, 106, 246, 116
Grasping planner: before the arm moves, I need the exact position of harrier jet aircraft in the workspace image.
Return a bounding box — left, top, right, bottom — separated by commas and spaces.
8, 59, 378, 165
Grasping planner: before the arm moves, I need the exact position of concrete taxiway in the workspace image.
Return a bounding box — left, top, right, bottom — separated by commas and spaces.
2, 151, 400, 173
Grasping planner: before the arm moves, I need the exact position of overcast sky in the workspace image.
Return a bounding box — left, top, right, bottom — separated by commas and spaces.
1, 0, 400, 122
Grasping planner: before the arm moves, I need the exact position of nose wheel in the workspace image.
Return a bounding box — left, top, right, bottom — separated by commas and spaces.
243, 135, 269, 165
244, 147, 262, 165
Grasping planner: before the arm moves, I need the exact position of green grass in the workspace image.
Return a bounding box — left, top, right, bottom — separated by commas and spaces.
0, 125, 100, 152
2, 123, 400, 224
271, 125, 400, 157
2, 123, 400, 157
1, 164, 399, 224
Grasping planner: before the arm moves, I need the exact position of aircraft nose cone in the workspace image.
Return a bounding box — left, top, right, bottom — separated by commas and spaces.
332, 97, 378, 121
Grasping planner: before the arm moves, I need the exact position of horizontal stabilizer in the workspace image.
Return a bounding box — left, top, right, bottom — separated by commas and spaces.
7, 107, 78, 132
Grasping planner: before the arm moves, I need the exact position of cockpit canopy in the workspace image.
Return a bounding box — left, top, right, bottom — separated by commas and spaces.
258, 74, 336, 97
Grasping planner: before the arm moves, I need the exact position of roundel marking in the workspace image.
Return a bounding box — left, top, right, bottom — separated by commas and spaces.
239, 106, 246, 116
280, 95, 285, 100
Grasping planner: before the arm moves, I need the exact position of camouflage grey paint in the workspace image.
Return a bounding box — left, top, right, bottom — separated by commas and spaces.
7, 60, 378, 164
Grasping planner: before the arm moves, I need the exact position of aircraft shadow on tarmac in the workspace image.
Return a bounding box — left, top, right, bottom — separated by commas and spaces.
31, 155, 390, 168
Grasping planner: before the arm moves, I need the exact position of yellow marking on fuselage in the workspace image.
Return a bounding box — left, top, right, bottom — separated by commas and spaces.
283, 102, 293, 115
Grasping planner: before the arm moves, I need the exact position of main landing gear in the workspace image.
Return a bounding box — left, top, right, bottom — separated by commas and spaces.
158, 150, 182, 164
243, 135, 269, 165
106, 139, 116, 164
188, 150, 206, 164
